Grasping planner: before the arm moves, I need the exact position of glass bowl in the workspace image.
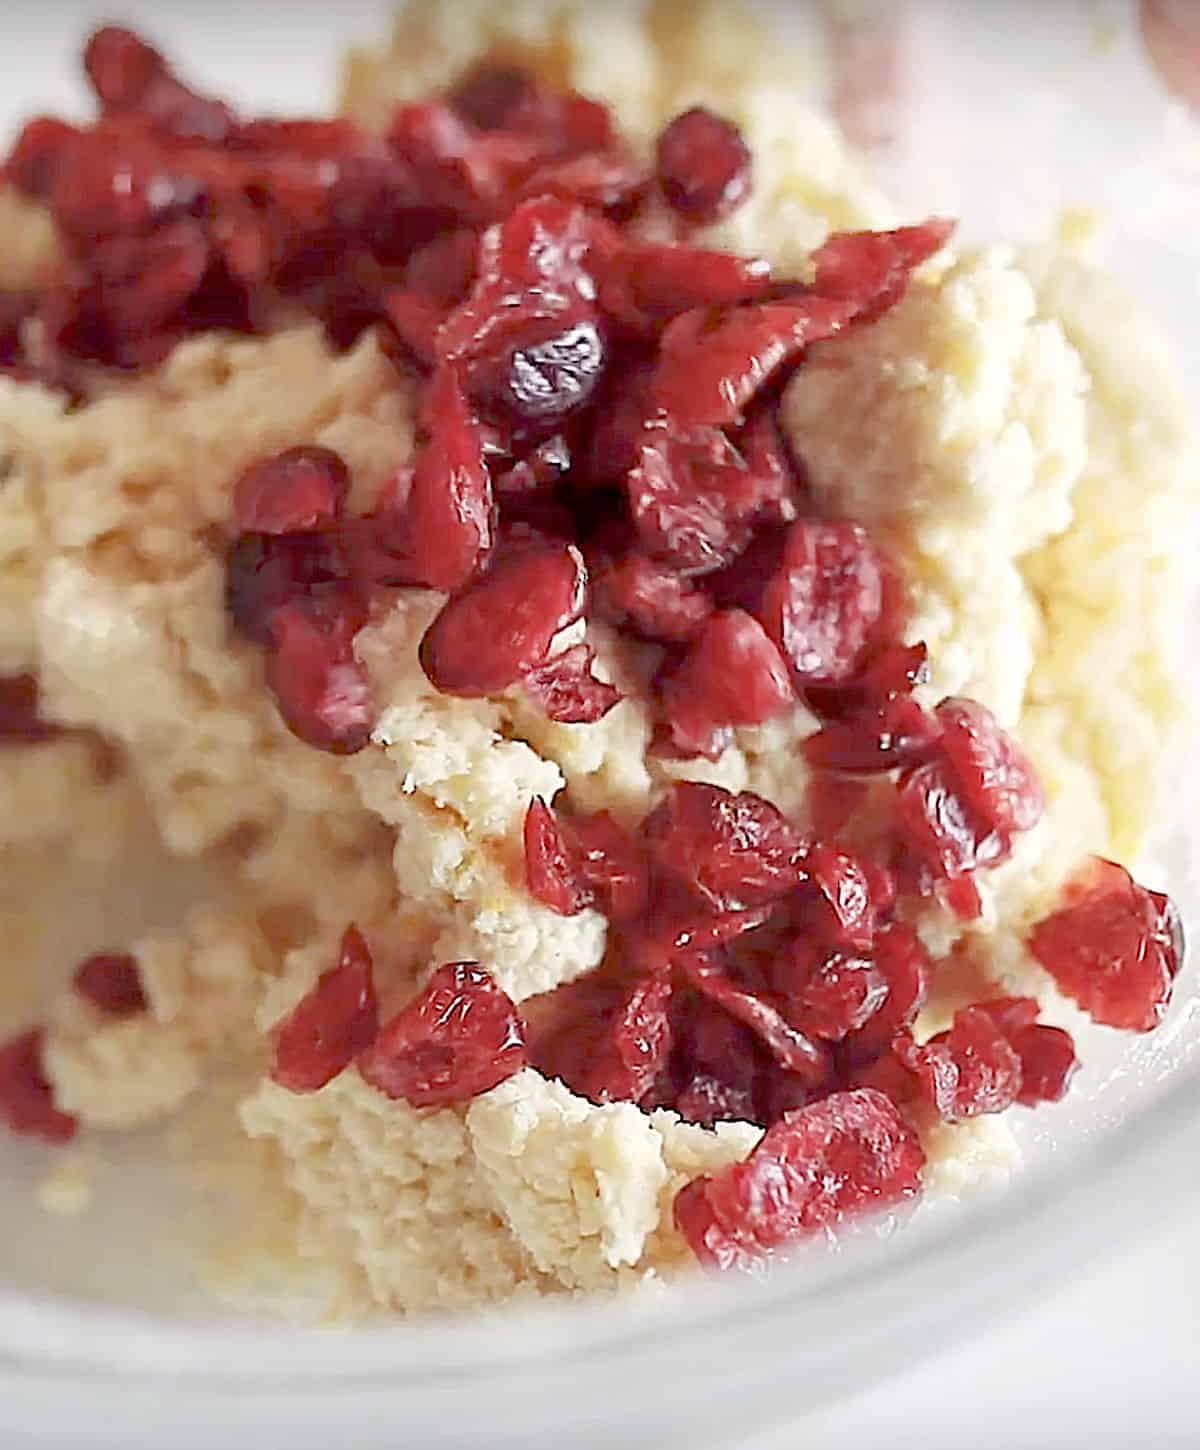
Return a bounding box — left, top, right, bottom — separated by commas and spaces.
1, 3, 1197, 1444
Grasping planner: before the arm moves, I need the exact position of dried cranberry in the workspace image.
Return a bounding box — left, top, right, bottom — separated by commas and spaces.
420, 542, 587, 696
661, 610, 794, 758
1027, 857, 1183, 1032
675, 1088, 923, 1269
388, 366, 494, 591
264, 596, 373, 754
570, 812, 649, 921
655, 107, 752, 225
448, 63, 540, 131
786, 951, 887, 1041
270, 925, 379, 1093
225, 532, 347, 645
73, 952, 147, 1017
0, 1028, 77, 1144
359, 962, 526, 1108
0, 674, 58, 744
232, 446, 350, 535
593, 553, 714, 643
803, 695, 939, 774
894, 758, 1005, 882
585, 359, 657, 483
598, 244, 770, 332
680, 954, 830, 1083
470, 314, 605, 429
757, 520, 886, 687
808, 641, 931, 721
849, 922, 931, 1059
524, 798, 590, 916
1010, 1024, 1079, 1106
811, 219, 955, 324
522, 641, 622, 723
669, 992, 760, 1126
650, 298, 854, 430
574, 972, 674, 1104
4, 116, 81, 199
803, 843, 880, 951
644, 783, 805, 914
935, 697, 1043, 837
972, 995, 1040, 1036
84, 25, 236, 143
898, 1005, 1023, 1120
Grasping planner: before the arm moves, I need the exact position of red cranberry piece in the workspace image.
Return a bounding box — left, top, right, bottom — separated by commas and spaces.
650, 298, 855, 430
264, 596, 373, 755
935, 697, 1044, 837
593, 554, 714, 643
735, 405, 803, 526
680, 954, 830, 1083
270, 925, 379, 1093
972, 995, 1040, 1036
232, 446, 350, 535
598, 244, 770, 332
470, 313, 606, 430
575, 972, 675, 1105
420, 541, 587, 696
669, 992, 760, 1126
448, 63, 540, 131
898, 1005, 1023, 1120
517, 150, 649, 212
495, 434, 572, 496
386, 101, 542, 220
811, 219, 955, 324
661, 610, 794, 759
405, 228, 479, 308
524, 798, 590, 916
225, 532, 347, 645
675, 1088, 923, 1269
73, 952, 147, 1017
894, 758, 1005, 882
757, 520, 886, 688
0, 674, 58, 744
849, 922, 932, 1059
389, 366, 494, 591
803, 843, 879, 951
4, 116, 81, 199
644, 782, 806, 914
638, 903, 777, 966
585, 359, 657, 483
1010, 1024, 1079, 1106
83, 26, 235, 143
359, 962, 526, 1108
0, 1028, 77, 1144
522, 642, 622, 723
786, 951, 887, 1041
569, 812, 649, 922
1027, 857, 1183, 1032
803, 695, 940, 775
655, 107, 752, 225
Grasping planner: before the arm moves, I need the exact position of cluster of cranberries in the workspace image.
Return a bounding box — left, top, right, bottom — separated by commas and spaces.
0, 28, 1187, 1272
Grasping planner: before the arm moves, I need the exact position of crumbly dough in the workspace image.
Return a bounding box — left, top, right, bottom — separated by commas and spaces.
0, 0, 1192, 1319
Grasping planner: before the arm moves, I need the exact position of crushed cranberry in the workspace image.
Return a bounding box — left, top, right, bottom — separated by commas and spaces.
0, 1028, 77, 1144
1028, 858, 1183, 1032
232, 446, 350, 535
666, 992, 760, 1126
420, 542, 587, 696
574, 972, 674, 1104
73, 952, 147, 1017
264, 596, 374, 754
359, 962, 526, 1108
521, 641, 622, 723
644, 783, 805, 914
270, 925, 379, 1093
655, 108, 752, 225
661, 609, 794, 758
675, 1088, 923, 1269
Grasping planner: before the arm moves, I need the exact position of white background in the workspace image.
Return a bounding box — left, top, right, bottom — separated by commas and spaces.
1, 2, 1198, 1444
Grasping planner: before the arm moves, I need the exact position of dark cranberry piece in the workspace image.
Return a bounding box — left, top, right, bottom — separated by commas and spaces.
593, 554, 714, 643
516, 149, 649, 213
471, 315, 605, 428
625, 425, 755, 574
644, 782, 806, 914
661, 610, 794, 759
679, 954, 830, 1084
495, 434, 572, 496
811, 219, 955, 324
757, 520, 886, 688
389, 366, 495, 591
894, 759, 1005, 882
270, 925, 379, 1093
802, 844, 879, 951
4, 116, 81, 199
935, 697, 1044, 837
224, 533, 346, 646
405, 228, 479, 308
669, 993, 760, 1125
585, 359, 657, 483
650, 298, 855, 430
232, 446, 350, 535
359, 962, 526, 1108
808, 641, 931, 721
849, 922, 932, 1059
0, 1028, 77, 1144
522, 642, 622, 723
448, 63, 539, 131
73, 952, 147, 1017
675, 1088, 923, 1269
786, 951, 887, 1041
570, 812, 649, 922
1010, 1024, 1079, 1106
264, 597, 373, 755
655, 107, 752, 225
420, 542, 587, 696
598, 244, 770, 332
1027, 857, 1183, 1032
574, 972, 674, 1105
0, 674, 58, 744
638, 903, 776, 964
83, 25, 236, 143
524, 798, 590, 916
898, 1005, 1023, 1120
803, 694, 939, 775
